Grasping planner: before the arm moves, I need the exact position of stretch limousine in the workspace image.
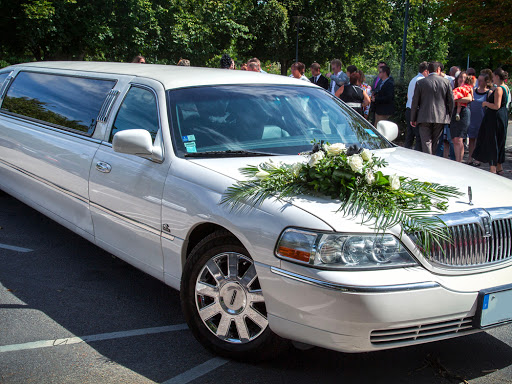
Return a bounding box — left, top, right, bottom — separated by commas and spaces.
1, 62, 511, 360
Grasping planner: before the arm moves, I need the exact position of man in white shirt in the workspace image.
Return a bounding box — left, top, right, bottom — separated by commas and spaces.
326, 59, 348, 95
405, 61, 428, 151
444, 66, 460, 89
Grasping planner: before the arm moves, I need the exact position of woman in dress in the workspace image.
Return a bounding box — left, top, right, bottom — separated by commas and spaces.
339, 72, 370, 116
473, 68, 510, 175
466, 73, 491, 166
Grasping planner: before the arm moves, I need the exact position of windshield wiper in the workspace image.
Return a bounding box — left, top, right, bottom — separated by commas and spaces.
185, 150, 278, 158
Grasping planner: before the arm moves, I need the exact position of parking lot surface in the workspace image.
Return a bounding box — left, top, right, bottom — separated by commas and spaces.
1, 192, 511, 383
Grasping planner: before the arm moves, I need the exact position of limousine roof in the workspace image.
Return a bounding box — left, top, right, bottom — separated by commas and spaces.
8, 61, 317, 90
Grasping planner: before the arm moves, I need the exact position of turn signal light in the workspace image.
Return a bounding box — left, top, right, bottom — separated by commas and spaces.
277, 246, 311, 263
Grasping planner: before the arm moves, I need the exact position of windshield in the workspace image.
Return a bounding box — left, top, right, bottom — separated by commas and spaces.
167, 85, 391, 157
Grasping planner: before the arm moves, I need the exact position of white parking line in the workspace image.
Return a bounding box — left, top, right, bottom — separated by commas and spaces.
0, 323, 188, 353
0, 243, 33, 252
161, 357, 229, 384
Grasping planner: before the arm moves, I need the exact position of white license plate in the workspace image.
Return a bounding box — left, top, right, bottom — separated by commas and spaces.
477, 285, 512, 328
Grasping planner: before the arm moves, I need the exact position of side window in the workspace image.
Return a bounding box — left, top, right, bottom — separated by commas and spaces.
1, 72, 116, 135
109, 86, 159, 143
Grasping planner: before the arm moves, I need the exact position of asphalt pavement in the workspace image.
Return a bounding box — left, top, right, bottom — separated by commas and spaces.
1, 192, 512, 383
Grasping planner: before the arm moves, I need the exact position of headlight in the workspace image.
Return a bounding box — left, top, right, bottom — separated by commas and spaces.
275, 228, 417, 270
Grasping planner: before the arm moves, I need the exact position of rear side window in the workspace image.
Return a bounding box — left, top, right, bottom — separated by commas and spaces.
1, 71, 116, 135
109, 86, 159, 143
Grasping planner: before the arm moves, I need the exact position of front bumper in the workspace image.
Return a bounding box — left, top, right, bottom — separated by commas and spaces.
256, 261, 512, 353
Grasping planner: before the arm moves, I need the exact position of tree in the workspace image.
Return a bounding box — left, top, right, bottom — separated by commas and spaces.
236, 0, 393, 75
440, 0, 512, 67
161, 0, 250, 65
0, 0, 166, 62
441, 0, 512, 50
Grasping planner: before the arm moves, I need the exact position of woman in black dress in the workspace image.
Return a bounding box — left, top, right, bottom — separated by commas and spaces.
339, 72, 370, 116
473, 68, 509, 175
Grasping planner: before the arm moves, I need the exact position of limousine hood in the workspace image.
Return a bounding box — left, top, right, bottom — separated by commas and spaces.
188, 147, 512, 232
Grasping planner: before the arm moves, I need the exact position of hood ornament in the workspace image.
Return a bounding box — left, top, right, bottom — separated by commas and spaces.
468, 186, 473, 205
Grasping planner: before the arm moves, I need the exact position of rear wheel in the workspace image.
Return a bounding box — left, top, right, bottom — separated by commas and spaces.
180, 230, 287, 361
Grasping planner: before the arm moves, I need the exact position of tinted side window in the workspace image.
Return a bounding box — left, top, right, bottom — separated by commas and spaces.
109, 86, 159, 143
1, 72, 116, 135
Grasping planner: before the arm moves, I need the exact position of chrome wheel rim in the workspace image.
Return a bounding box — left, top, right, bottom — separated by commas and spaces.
195, 252, 268, 344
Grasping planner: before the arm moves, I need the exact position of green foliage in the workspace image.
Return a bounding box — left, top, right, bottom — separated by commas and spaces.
0, 0, 501, 76
391, 80, 409, 137
221, 143, 463, 253
440, 0, 512, 67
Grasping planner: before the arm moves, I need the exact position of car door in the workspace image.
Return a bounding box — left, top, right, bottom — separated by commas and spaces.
0, 69, 118, 240
88, 79, 170, 280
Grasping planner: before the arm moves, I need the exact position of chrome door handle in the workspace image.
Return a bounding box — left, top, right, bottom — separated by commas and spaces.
95, 161, 112, 173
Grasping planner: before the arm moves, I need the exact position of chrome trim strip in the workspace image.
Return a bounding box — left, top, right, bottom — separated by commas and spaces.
89, 201, 162, 237
97, 89, 120, 123
161, 232, 175, 241
438, 207, 512, 226
0, 72, 14, 100
270, 267, 440, 293
0, 158, 88, 204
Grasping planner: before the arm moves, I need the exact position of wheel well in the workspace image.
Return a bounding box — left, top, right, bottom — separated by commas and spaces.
184, 223, 241, 262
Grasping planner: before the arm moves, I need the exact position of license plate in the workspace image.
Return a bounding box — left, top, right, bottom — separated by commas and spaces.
474, 284, 512, 328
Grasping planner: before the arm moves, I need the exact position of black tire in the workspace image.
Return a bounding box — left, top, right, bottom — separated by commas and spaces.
180, 230, 288, 361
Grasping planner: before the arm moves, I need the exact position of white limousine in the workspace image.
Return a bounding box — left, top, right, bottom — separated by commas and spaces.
1, 62, 511, 360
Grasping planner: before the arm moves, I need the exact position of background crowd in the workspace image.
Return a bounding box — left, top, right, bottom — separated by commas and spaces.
133, 53, 510, 174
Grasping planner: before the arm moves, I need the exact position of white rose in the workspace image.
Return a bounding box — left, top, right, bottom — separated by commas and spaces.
255, 170, 270, 180
325, 143, 347, 156
389, 174, 401, 190
347, 154, 364, 173
360, 148, 371, 161
365, 170, 375, 184
308, 151, 325, 167
291, 162, 302, 177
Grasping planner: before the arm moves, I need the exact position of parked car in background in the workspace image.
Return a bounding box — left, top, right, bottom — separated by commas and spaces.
0, 62, 511, 361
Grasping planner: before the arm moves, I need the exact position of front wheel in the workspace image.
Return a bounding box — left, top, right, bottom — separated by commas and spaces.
180, 230, 287, 361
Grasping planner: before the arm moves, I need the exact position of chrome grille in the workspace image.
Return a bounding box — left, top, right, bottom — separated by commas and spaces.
371, 317, 475, 345
421, 208, 512, 268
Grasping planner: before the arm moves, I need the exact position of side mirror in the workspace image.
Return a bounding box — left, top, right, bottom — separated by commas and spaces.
376, 120, 399, 142
112, 129, 154, 156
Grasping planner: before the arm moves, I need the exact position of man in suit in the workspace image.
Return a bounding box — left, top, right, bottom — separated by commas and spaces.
373, 61, 387, 90
309, 62, 329, 90
410, 61, 454, 155
371, 65, 395, 126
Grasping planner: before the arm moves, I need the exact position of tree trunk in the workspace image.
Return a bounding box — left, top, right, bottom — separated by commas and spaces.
280, 58, 292, 76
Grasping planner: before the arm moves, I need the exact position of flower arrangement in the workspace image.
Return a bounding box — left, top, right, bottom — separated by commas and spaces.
221, 142, 464, 252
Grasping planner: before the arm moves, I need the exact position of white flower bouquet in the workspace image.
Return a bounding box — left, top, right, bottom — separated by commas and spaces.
221, 142, 463, 252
